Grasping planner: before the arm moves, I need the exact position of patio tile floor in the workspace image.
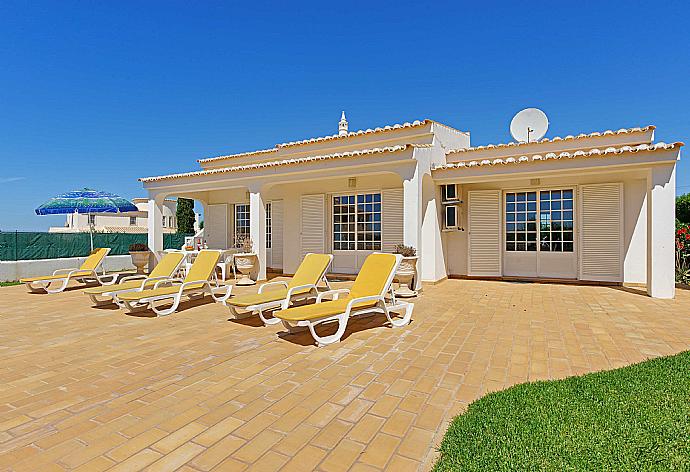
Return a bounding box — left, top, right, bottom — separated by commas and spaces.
1, 278, 689, 471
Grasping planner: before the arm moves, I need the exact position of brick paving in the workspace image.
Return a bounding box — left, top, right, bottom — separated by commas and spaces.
1, 278, 689, 471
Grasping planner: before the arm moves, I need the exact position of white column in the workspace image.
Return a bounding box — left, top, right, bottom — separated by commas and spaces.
647, 164, 676, 298
403, 167, 422, 290
249, 188, 267, 282
420, 175, 447, 283
147, 193, 165, 270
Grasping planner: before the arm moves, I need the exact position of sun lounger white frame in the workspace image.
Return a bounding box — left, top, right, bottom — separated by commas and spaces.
279, 253, 414, 347
87, 255, 187, 306
24, 248, 117, 294
224, 253, 333, 326
113, 250, 233, 316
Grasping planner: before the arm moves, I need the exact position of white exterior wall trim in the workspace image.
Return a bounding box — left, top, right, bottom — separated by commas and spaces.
434, 142, 683, 170
446, 126, 656, 155
142, 145, 413, 183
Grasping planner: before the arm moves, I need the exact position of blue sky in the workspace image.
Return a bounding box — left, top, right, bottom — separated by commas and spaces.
1, 0, 689, 230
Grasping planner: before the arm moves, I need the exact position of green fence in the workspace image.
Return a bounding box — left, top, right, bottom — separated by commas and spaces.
0, 232, 191, 261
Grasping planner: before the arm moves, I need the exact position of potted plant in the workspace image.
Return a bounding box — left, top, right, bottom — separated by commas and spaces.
128, 243, 150, 274
233, 235, 257, 285
393, 244, 418, 297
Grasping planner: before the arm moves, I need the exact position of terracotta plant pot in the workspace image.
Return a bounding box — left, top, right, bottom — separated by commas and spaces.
395, 256, 418, 298
234, 252, 257, 286
129, 251, 150, 275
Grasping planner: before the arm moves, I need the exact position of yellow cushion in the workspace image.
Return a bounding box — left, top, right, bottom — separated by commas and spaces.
288, 253, 332, 289
276, 253, 397, 322
349, 253, 398, 298
82, 252, 184, 295
81, 248, 109, 271
83, 280, 142, 295
228, 253, 330, 308
228, 288, 289, 307
117, 284, 184, 301
20, 248, 109, 283
184, 250, 221, 283
150, 252, 185, 278
276, 297, 378, 321
21, 270, 93, 283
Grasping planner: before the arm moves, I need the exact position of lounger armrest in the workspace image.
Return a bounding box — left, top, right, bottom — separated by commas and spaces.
345, 295, 385, 315
153, 278, 184, 289
280, 284, 318, 309
258, 280, 289, 293
71, 268, 96, 278
53, 267, 79, 275
120, 274, 148, 283
316, 288, 350, 303
180, 280, 212, 292
137, 275, 172, 289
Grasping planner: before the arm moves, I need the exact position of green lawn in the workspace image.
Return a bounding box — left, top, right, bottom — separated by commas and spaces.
0, 281, 21, 286
434, 351, 690, 471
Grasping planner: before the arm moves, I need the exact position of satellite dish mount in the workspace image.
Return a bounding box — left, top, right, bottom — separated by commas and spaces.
510, 108, 549, 143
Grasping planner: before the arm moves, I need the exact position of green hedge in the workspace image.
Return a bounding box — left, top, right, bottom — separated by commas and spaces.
0, 232, 191, 261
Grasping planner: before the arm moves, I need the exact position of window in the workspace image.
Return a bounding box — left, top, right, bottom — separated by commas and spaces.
539, 190, 574, 252
88, 214, 96, 226
505, 189, 574, 252
444, 205, 458, 229
333, 193, 381, 251
442, 184, 458, 202
505, 192, 537, 251
129, 216, 137, 226
162, 215, 166, 227
235, 203, 250, 243
266, 202, 272, 249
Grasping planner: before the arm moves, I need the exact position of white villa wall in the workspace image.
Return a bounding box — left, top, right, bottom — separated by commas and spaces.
53, 200, 177, 232
0, 255, 135, 282
442, 169, 649, 284
203, 173, 404, 275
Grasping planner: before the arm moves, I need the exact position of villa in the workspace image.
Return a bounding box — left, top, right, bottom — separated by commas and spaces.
140, 113, 682, 299
48, 197, 196, 234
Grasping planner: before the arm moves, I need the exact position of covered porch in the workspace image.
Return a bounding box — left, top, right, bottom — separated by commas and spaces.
142, 144, 448, 288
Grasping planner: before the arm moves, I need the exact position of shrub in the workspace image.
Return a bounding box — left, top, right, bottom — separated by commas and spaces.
676, 224, 690, 284
129, 243, 150, 252
394, 244, 417, 257
676, 193, 690, 225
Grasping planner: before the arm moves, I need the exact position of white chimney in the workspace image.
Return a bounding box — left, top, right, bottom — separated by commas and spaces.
338, 111, 348, 136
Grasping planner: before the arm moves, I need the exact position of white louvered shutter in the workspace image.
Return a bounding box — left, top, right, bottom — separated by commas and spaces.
301, 194, 325, 257
382, 188, 404, 253
271, 200, 284, 269
468, 190, 501, 276
205, 204, 228, 249
579, 183, 623, 282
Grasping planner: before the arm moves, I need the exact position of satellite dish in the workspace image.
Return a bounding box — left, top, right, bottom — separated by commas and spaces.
510, 108, 549, 143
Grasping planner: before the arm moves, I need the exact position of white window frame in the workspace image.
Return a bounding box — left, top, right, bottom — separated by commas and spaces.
129, 216, 137, 226
504, 187, 576, 253
442, 184, 459, 202
234, 203, 250, 244
444, 204, 459, 230
265, 202, 272, 249
332, 192, 382, 251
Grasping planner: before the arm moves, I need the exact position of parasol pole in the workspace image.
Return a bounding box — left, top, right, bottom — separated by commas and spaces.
88, 210, 94, 251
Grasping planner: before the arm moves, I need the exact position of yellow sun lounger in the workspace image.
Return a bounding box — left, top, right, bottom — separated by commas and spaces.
222, 253, 333, 326
115, 250, 230, 316
275, 253, 413, 347
20, 248, 115, 293
83, 251, 186, 306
